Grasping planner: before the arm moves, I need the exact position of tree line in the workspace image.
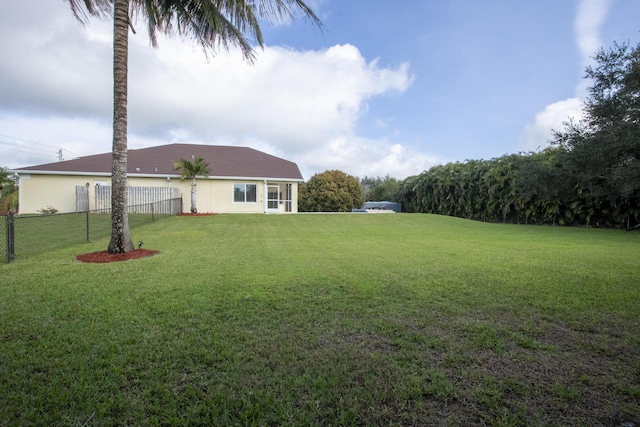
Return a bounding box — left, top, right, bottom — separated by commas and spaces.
397, 41, 639, 229
302, 40, 639, 229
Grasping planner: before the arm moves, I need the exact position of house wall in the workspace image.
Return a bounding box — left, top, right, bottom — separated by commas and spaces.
17, 173, 298, 214
137, 178, 299, 214
18, 174, 102, 214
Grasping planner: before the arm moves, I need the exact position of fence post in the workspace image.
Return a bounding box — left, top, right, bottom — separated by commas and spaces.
7, 212, 15, 263
151, 202, 155, 222
86, 210, 90, 242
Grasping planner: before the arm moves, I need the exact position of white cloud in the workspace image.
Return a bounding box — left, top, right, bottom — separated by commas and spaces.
0, 0, 420, 180
520, 98, 583, 152
126, 39, 413, 149
573, 0, 611, 98
575, 0, 611, 65
299, 136, 436, 180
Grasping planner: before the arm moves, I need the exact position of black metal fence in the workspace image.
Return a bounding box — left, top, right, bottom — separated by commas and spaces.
1, 197, 182, 263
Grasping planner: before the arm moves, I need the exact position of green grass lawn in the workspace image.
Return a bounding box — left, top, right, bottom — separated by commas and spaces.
1, 214, 639, 426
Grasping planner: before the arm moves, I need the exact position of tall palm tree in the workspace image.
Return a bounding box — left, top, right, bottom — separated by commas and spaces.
173, 156, 210, 213
65, 0, 323, 253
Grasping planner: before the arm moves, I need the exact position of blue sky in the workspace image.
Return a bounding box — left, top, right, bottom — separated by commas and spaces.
1, 0, 639, 179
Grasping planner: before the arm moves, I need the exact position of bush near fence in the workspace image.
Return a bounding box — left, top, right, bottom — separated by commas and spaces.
1, 197, 181, 263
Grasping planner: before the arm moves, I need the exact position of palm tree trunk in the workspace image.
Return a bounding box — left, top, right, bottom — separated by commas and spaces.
191, 178, 197, 213
108, 0, 134, 254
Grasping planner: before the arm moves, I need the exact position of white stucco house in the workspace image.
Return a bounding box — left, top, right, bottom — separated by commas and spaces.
11, 143, 303, 214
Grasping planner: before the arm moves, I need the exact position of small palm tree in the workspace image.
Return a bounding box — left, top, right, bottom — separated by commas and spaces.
173, 156, 210, 213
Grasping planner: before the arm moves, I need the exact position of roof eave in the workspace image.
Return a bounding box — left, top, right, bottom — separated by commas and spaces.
10, 170, 303, 182
11, 170, 113, 177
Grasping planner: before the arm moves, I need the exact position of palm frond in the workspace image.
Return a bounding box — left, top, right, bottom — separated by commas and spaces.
67, 0, 322, 58
173, 156, 210, 179
65, 0, 112, 24
131, 0, 323, 61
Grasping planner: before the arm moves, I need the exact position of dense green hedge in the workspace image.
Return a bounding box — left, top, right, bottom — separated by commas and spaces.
396, 41, 640, 230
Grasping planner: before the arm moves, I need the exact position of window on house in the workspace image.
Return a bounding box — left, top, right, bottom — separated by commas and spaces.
233, 183, 257, 202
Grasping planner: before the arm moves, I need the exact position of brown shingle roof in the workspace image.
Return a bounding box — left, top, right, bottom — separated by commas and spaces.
15, 144, 303, 180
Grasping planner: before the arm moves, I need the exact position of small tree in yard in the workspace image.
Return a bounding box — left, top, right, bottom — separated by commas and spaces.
299, 170, 364, 212
0, 167, 18, 212
173, 157, 210, 214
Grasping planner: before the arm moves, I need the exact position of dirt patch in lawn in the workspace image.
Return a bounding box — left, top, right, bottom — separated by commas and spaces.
76, 249, 159, 263
177, 212, 216, 216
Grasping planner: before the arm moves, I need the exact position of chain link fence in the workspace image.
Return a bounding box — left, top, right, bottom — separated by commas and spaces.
1, 197, 182, 263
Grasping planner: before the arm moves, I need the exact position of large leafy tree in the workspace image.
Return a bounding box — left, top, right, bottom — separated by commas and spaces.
553, 41, 640, 226
65, 0, 322, 253
365, 175, 401, 203
173, 156, 210, 213
299, 170, 364, 212
359, 176, 383, 201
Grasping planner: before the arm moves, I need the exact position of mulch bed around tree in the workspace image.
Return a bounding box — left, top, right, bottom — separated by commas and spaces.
76, 249, 159, 263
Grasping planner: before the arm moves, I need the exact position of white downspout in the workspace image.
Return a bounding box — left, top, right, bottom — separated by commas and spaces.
263, 179, 268, 213
15, 173, 21, 213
